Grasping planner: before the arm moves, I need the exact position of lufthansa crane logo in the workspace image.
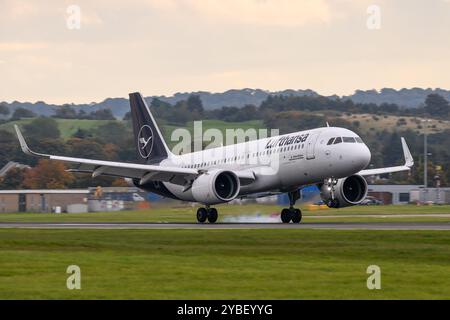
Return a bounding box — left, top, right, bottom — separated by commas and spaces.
138, 125, 154, 159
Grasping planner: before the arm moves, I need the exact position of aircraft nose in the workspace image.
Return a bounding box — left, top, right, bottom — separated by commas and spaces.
355, 144, 371, 170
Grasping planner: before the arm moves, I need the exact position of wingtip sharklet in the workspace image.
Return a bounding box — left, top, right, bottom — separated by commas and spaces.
400, 137, 414, 167
14, 125, 32, 156
14, 124, 47, 157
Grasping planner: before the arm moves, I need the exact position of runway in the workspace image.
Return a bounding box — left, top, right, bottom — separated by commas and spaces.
1, 222, 450, 230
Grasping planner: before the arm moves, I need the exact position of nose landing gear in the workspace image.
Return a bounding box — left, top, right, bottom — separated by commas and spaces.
197, 206, 218, 224
325, 177, 340, 208
280, 190, 302, 224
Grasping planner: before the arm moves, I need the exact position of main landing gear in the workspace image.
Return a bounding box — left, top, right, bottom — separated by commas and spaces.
280, 190, 302, 224
196, 206, 218, 224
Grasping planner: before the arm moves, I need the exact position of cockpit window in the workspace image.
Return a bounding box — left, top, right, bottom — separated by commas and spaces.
333, 137, 342, 144
327, 138, 335, 145
355, 137, 363, 143
343, 137, 356, 143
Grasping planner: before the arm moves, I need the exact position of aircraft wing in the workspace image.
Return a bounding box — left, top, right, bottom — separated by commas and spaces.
357, 137, 414, 176
14, 125, 256, 186
15, 125, 200, 186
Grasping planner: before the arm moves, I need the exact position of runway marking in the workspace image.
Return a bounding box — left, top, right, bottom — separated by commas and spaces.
0, 222, 450, 230
305, 213, 450, 219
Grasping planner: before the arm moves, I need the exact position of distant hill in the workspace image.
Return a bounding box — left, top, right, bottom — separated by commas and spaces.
0, 89, 319, 119
1, 87, 449, 119
156, 88, 319, 109
343, 88, 450, 108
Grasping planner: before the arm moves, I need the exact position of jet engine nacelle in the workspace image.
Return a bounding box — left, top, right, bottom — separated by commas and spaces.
319, 175, 368, 208
191, 170, 240, 205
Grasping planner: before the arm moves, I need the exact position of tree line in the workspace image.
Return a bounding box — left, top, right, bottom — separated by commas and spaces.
0, 105, 115, 122
0, 93, 449, 189
0, 118, 134, 189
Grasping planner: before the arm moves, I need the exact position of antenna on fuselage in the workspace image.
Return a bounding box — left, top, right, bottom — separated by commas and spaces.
326, 122, 330, 127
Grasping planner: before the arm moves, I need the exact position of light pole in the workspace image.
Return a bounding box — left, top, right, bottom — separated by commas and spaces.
424, 121, 428, 188
422, 119, 432, 202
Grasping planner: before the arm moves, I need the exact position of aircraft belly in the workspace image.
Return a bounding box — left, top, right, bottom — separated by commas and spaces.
239, 172, 280, 195
278, 156, 333, 187
164, 182, 195, 202
278, 157, 310, 188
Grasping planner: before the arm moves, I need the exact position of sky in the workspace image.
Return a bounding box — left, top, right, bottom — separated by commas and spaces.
1, 0, 450, 104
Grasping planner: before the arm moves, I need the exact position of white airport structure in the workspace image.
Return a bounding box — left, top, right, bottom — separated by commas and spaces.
367, 185, 420, 205
410, 187, 450, 205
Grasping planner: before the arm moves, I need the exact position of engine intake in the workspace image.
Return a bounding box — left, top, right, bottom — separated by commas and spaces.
319, 175, 368, 208
192, 170, 240, 205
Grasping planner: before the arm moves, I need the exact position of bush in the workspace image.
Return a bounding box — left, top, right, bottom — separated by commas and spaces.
23, 117, 60, 140
11, 108, 36, 120
396, 118, 407, 126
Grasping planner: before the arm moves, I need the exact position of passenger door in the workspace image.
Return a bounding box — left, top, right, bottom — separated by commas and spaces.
306, 133, 320, 160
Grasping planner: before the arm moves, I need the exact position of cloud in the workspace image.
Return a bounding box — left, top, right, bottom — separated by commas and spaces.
147, 0, 334, 27
0, 42, 48, 51
3, 0, 40, 19
1, 1, 104, 30
81, 11, 104, 26
1, 0, 450, 104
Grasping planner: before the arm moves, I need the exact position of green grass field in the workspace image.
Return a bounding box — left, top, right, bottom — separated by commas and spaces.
1, 205, 450, 299
1, 118, 265, 143
0, 119, 116, 139
1, 228, 450, 299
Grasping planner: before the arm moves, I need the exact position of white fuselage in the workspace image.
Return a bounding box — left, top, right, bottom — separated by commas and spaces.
160, 127, 371, 202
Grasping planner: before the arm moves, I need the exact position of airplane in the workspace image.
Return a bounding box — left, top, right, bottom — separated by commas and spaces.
14, 92, 414, 224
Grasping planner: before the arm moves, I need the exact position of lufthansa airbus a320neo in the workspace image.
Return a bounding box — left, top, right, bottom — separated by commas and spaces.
15, 92, 414, 224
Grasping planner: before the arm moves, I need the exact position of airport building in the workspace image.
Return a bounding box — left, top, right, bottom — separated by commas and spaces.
368, 185, 450, 205
0, 189, 89, 213
0, 187, 149, 213
277, 184, 450, 205
410, 188, 450, 204
367, 185, 420, 205
0, 161, 30, 178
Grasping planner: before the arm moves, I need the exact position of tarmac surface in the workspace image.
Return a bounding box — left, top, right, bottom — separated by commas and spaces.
1, 222, 450, 230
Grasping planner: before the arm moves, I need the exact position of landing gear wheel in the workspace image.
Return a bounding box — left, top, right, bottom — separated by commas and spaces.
327, 199, 339, 208
207, 208, 218, 223
197, 207, 208, 223
292, 208, 302, 224
281, 208, 292, 223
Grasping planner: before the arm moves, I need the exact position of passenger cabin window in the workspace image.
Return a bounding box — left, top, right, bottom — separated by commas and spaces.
343, 137, 356, 143
327, 138, 335, 145
333, 137, 342, 144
